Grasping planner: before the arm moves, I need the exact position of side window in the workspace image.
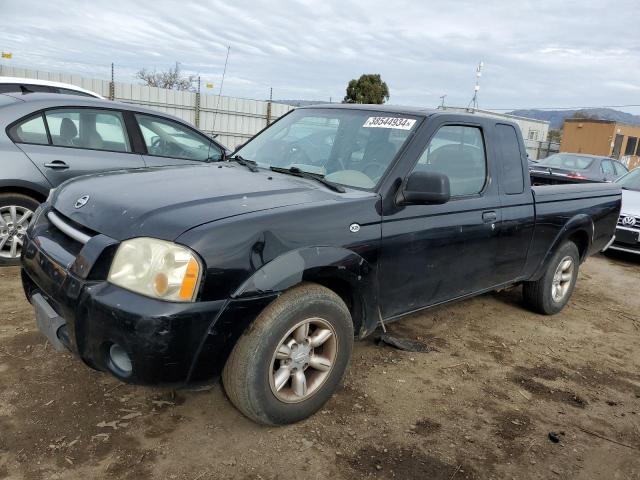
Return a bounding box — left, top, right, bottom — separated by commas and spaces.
496, 124, 524, 194
601, 160, 615, 176
613, 161, 628, 176
55, 87, 95, 98
0, 84, 21, 94
414, 125, 487, 196
624, 137, 637, 156
20, 84, 52, 93
136, 114, 222, 162
8, 114, 49, 145
45, 109, 131, 152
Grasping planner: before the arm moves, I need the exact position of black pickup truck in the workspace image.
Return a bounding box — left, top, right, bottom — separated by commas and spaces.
21, 105, 621, 425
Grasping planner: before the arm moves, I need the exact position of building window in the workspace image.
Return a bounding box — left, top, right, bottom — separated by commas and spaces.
625, 136, 638, 156
528, 129, 539, 141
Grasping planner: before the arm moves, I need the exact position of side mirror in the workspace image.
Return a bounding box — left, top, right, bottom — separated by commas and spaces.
397, 171, 451, 205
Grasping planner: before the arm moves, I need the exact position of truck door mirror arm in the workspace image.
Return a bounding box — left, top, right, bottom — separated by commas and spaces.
396, 171, 451, 206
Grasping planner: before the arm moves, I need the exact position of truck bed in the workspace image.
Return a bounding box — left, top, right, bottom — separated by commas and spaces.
525, 182, 621, 278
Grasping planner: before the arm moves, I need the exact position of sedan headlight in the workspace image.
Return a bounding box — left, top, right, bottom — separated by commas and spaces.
108, 238, 202, 302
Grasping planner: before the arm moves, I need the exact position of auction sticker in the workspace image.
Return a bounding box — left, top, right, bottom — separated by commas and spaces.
363, 117, 416, 130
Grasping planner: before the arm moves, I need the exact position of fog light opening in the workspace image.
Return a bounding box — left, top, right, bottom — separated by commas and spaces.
108, 343, 133, 376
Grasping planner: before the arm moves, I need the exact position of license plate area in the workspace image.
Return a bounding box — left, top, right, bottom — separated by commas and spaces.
33, 293, 67, 351
616, 228, 640, 245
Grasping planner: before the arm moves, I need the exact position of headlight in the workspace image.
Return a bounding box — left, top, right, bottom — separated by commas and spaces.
108, 238, 202, 302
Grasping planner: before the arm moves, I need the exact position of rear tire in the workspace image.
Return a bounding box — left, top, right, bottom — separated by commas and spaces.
222, 283, 353, 425
0, 193, 40, 267
523, 241, 580, 315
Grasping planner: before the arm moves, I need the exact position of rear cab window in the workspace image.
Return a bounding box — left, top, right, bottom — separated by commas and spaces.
495, 123, 525, 194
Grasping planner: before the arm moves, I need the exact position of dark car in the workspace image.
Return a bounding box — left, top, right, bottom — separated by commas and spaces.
21, 105, 621, 425
0, 92, 228, 264
529, 153, 628, 185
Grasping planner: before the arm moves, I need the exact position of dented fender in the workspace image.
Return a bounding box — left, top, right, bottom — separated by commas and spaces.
232, 246, 380, 337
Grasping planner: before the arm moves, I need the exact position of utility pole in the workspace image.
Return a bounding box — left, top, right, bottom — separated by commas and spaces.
439, 94, 447, 109
468, 61, 483, 111
109, 62, 115, 100
195, 75, 201, 128
267, 87, 273, 125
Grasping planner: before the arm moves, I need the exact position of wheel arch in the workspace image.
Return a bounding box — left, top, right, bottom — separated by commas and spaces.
231, 246, 379, 338
531, 214, 594, 281
0, 181, 49, 203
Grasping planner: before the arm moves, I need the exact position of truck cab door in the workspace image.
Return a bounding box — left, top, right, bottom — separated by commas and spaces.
378, 120, 502, 319
494, 123, 535, 284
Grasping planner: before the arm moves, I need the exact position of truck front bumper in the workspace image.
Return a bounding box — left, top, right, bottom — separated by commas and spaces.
20, 219, 276, 386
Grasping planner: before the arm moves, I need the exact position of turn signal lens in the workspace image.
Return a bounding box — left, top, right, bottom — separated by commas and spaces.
108, 238, 202, 302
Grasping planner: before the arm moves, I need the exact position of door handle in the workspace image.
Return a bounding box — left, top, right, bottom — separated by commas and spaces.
482, 211, 498, 223
44, 160, 69, 170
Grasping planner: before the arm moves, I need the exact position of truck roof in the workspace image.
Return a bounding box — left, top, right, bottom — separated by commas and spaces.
298, 103, 440, 117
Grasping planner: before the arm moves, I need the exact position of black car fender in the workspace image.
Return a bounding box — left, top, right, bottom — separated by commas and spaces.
231, 246, 379, 337
531, 214, 594, 281
184, 246, 379, 384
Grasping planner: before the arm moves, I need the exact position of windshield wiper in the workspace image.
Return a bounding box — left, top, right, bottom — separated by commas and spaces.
269, 166, 346, 193
229, 155, 259, 172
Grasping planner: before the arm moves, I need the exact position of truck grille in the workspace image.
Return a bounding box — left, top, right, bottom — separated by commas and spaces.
47, 211, 93, 244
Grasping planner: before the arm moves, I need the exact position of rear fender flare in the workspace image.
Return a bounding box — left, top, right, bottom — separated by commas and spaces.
531, 214, 594, 281
232, 246, 379, 337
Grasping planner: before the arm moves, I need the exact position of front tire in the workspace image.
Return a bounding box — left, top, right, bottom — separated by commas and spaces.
222, 283, 354, 425
0, 193, 40, 266
523, 241, 580, 315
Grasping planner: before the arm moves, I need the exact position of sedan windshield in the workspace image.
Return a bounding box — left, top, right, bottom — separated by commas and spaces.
235, 108, 419, 189
537, 153, 594, 170
617, 168, 640, 191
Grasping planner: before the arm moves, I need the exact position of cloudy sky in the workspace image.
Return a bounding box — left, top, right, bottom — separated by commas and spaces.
2, 0, 639, 112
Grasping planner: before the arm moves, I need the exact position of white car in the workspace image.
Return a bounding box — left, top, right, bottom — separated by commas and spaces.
607, 168, 640, 255
0, 77, 102, 98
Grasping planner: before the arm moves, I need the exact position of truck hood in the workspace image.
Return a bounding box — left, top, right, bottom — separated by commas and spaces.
621, 189, 640, 215
52, 163, 341, 241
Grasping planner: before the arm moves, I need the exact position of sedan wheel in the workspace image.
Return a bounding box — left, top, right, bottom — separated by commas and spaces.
0, 205, 33, 260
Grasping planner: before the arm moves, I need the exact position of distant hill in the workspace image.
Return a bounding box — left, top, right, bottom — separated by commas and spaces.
507, 108, 640, 129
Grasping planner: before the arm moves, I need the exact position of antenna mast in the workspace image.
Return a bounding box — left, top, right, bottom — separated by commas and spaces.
468, 61, 483, 111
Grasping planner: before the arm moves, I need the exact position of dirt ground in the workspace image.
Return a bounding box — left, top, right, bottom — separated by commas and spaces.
1, 252, 639, 480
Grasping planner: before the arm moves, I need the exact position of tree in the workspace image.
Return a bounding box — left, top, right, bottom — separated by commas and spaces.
136, 62, 196, 91
343, 74, 389, 104
547, 128, 562, 143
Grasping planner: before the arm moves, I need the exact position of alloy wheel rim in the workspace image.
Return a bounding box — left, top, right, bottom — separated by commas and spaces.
0, 205, 33, 259
551, 255, 574, 302
269, 317, 337, 403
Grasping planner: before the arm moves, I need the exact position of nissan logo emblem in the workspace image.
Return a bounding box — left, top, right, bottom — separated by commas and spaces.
74, 195, 90, 209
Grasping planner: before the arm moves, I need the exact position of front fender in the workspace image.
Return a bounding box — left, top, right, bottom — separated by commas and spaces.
232, 246, 379, 336
531, 214, 594, 280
